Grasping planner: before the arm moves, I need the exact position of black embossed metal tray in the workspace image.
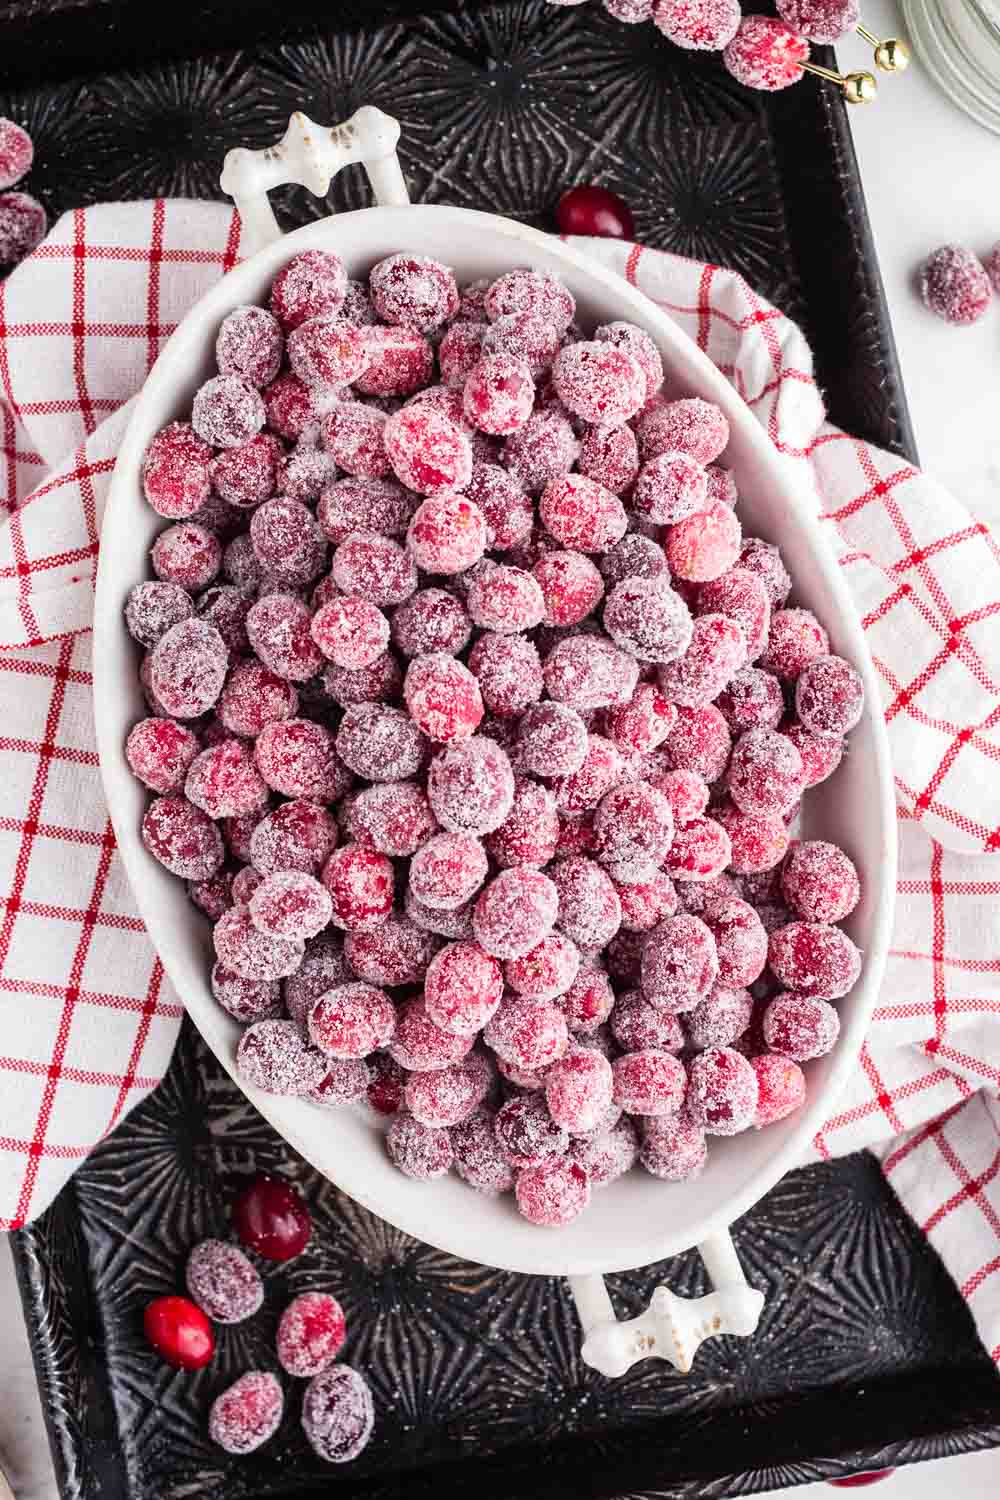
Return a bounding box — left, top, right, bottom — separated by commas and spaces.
9, 0, 997, 1495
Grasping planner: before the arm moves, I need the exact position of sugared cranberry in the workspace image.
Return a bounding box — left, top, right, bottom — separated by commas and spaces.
796, 654, 864, 738
301, 1365, 375, 1463
540, 472, 628, 554
641, 912, 719, 1012
277, 1291, 346, 1378
389, 997, 474, 1072
186, 1238, 263, 1324
409, 831, 489, 910
552, 855, 622, 951
654, 0, 741, 48
768, 920, 862, 999
209, 1371, 283, 1455
919, 245, 992, 326
723, 14, 810, 90
270, 249, 347, 331
640, 1112, 708, 1181
0, 118, 34, 191
321, 843, 394, 932
763, 992, 841, 1060
424, 940, 504, 1035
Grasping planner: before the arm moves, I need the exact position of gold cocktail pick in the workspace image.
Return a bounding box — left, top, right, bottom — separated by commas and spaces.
799, 61, 879, 104
855, 24, 910, 72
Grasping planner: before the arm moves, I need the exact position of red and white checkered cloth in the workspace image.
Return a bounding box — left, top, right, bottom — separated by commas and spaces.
1, 203, 999, 1364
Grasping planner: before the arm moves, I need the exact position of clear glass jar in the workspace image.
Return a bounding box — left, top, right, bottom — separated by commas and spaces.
902, 0, 1000, 132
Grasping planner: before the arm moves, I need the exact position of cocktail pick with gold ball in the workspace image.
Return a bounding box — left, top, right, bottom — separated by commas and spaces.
799, 60, 879, 104
855, 24, 910, 73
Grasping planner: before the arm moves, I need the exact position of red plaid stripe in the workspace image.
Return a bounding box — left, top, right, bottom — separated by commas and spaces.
0, 208, 998, 1373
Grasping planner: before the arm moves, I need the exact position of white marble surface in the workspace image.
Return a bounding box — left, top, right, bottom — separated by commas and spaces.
2, 4, 999, 1494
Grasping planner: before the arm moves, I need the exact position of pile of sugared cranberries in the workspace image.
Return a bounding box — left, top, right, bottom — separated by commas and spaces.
142, 1171, 374, 1462
0, 117, 45, 270
128, 246, 866, 1230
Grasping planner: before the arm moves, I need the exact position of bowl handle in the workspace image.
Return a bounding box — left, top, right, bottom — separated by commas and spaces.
219, 106, 410, 258
569, 1229, 763, 1377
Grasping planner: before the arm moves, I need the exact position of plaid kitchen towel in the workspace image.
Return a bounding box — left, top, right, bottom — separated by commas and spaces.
1, 202, 999, 1366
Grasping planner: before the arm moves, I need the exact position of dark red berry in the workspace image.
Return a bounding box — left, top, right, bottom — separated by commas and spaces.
232, 1172, 311, 1261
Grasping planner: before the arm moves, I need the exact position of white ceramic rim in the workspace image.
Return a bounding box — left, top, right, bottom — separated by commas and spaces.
93, 205, 897, 1277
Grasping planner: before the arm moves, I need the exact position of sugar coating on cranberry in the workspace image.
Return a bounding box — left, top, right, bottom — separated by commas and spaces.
248, 800, 337, 877
639, 399, 728, 467
605, 683, 677, 757
795, 654, 864, 738
190, 374, 264, 450
544, 1049, 612, 1133
438, 321, 488, 387
781, 840, 860, 924
263, 371, 318, 440
320, 403, 390, 479
405, 1060, 486, 1128
604, 577, 694, 667
654, 768, 709, 827
716, 802, 790, 874
0, 118, 33, 191
699, 568, 771, 660
484, 778, 559, 870
320, 843, 394, 933
919, 245, 993, 326
142, 795, 225, 880
406, 493, 488, 577
451, 1108, 515, 1194
149, 617, 228, 719
727, 727, 805, 818
236, 1017, 326, 1094
343, 912, 437, 987
502, 410, 581, 494
594, 780, 674, 883
551, 341, 646, 426
659, 614, 747, 708
246, 593, 324, 682
270, 249, 347, 331
251, 498, 327, 586
684, 982, 752, 1049
540, 473, 628, 554
317, 478, 410, 545
389, 997, 474, 1073
309, 1055, 373, 1108
216, 304, 284, 388
276, 1291, 346, 1379
760, 608, 829, 681
484, 270, 575, 332
209, 1371, 284, 1455
516, 702, 586, 779
550, 735, 620, 818
666, 499, 742, 583
551, 856, 622, 951
211, 961, 283, 1023
634, 451, 709, 525
308, 981, 395, 1059
612, 1046, 688, 1118
664, 703, 732, 781
186, 1238, 263, 1323
301, 1364, 375, 1464
423, 940, 504, 1035
189, 867, 236, 917
763, 992, 840, 1060
0, 190, 46, 265
600, 535, 670, 592
615, 871, 678, 933
723, 14, 810, 90
641, 912, 718, 1012
126, 718, 199, 794
577, 422, 640, 495
716, 667, 784, 733
684, 1044, 758, 1135
568, 1115, 639, 1186
640, 1112, 708, 1181
384, 403, 473, 496
125, 580, 195, 649
768, 920, 861, 1000
409, 831, 489, 910
699, 895, 768, 988
495, 1094, 569, 1169
782, 719, 845, 788
544, 634, 639, 710
186, 738, 269, 820
473, 867, 559, 959
255, 718, 350, 801
392, 591, 471, 662
737, 537, 792, 607
403, 889, 472, 943
516, 1157, 590, 1227
403, 652, 484, 744
424, 735, 514, 837
332, 530, 418, 607
557, 965, 615, 1032
151, 522, 221, 592
370, 253, 458, 331
349, 781, 437, 858
530, 551, 603, 629
461, 353, 534, 436
464, 633, 542, 722
284, 939, 351, 1025
247, 870, 331, 941
462, 462, 534, 551
355, 324, 435, 398
654, 0, 741, 48
664, 816, 732, 883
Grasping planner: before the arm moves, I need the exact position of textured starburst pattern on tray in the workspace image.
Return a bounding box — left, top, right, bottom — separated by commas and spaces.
30, 1023, 990, 1500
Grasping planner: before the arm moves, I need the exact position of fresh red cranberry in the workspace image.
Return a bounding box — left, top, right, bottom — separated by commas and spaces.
143, 1295, 215, 1370
828, 1474, 896, 1489
556, 185, 635, 240
231, 1172, 311, 1262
